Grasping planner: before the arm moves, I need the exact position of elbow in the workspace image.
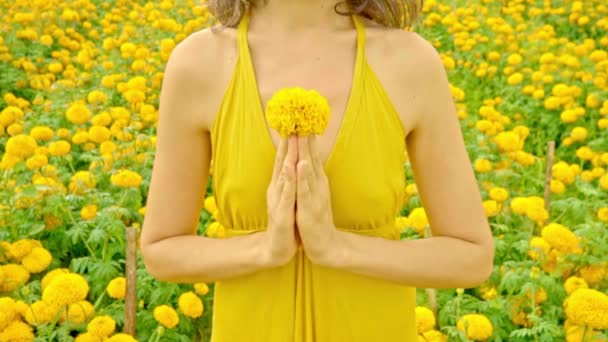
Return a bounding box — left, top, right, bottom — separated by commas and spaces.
140, 241, 171, 282
469, 239, 495, 288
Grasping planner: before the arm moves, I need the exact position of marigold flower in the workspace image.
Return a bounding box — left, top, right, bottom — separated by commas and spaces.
110, 169, 142, 188
178, 291, 204, 318
106, 277, 126, 299
24, 300, 59, 325
75, 332, 102, 342
408, 207, 428, 234
415, 306, 435, 333
266, 87, 330, 137
193, 282, 209, 296
0, 297, 18, 330
564, 276, 588, 295
456, 313, 494, 341
541, 223, 580, 254
0, 264, 30, 292
42, 273, 89, 307
105, 333, 138, 342
563, 288, 608, 329
41, 268, 70, 291
87, 315, 116, 337
0, 320, 35, 341
61, 300, 95, 324
5, 134, 38, 159
66, 102, 92, 125
21, 247, 53, 273
153, 304, 179, 329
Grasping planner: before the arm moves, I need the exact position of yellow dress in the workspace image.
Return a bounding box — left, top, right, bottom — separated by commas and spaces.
209, 11, 417, 342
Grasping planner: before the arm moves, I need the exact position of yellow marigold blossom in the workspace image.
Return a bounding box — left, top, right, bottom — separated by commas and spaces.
193, 282, 209, 296
474, 158, 492, 173
578, 263, 607, 286
0, 297, 18, 330
204, 196, 217, 214
69, 171, 97, 194
21, 247, 53, 273
5, 134, 38, 159
41, 268, 70, 291
66, 102, 92, 125
206, 221, 226, 238
61, 300, 95, 324
72, 131, 89, 144
105, 333, 138, 342
0, 264, 30, 292
24, 300, 59, 325
564, 276, 588, 295
0, 106, 24, 127
29, 126, 54, 141
178, 291, 204, 318
563, 288, 608, 330
0, 320, 34, 341
600, 174, 608, 191
480, 286, 497, 300
456, 313, 493, 340
528, 237, 551, 260
43, 273, 89, 307
88, 126, 111, 144
87, 315, 116, 337
419, 329, 448, 342
87, 90, 108, 105
415, 306, 435, 333
75, 332, 103, 342
80, 204, 98, 220
7, 239, 42, 262
26, 154, 48, 169
597, 207, 608, 222
48, 140, 71, 156
489, 187, 509, 202
110, 169, 142, 188
482, 200, 500, 217
507, 72, 523, 85
570, 127, 587, 141
408, 207, 428, 234
552, 162, 576, 184
493, 131, 523, 152
153, 304, 180, 329
265, 87, 330, 137
550, 179, 565, 194
541, 223, 581, 254
106, 277, 126, 299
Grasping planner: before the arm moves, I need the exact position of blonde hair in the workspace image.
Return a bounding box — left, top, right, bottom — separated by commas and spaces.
206, 0, 424, 29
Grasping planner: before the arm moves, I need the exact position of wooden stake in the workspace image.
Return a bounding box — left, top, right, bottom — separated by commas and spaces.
543, 141, 555, 227
125, 226, 138, 336
424, 226, 438, 320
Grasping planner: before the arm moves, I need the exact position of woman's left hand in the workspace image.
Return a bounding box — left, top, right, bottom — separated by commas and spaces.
295, 135, 340, 265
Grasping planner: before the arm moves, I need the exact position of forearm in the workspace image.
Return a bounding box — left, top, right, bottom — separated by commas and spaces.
328, 229, 495, 289
141, 232, 271, 284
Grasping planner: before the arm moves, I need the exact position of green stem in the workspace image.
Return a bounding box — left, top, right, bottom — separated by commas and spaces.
582, 325, 588, 342
93, 291, 106, 311
151, 326, 162, 342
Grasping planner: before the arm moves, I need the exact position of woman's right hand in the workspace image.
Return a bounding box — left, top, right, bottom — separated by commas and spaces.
263, 135, 299, 268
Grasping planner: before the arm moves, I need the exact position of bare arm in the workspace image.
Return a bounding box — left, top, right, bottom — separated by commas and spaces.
139, 31, 272, 284
324, 34, 495, 289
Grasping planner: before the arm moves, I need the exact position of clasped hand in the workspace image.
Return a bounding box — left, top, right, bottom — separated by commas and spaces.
265, 135, 339, 267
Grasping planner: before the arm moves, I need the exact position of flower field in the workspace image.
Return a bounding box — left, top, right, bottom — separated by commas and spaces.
1, 0, 607, 341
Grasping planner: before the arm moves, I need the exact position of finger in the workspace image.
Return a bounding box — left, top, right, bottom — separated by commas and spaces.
284, 135, 298, 169
298, 136, 317, 180
296, 160, 312, 201
279, 163, 296, 209
310, 135, 323, 175
272, 136, 288, 181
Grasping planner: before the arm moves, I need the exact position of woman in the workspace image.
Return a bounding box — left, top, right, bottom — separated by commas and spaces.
140, 0, 495, 341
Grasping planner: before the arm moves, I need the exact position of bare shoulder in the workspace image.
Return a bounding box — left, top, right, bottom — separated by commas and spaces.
361, 18, 447, 136
163, 24, 239, 131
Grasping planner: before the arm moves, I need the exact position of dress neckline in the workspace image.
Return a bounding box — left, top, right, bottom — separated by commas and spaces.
236, 12, 367, 172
